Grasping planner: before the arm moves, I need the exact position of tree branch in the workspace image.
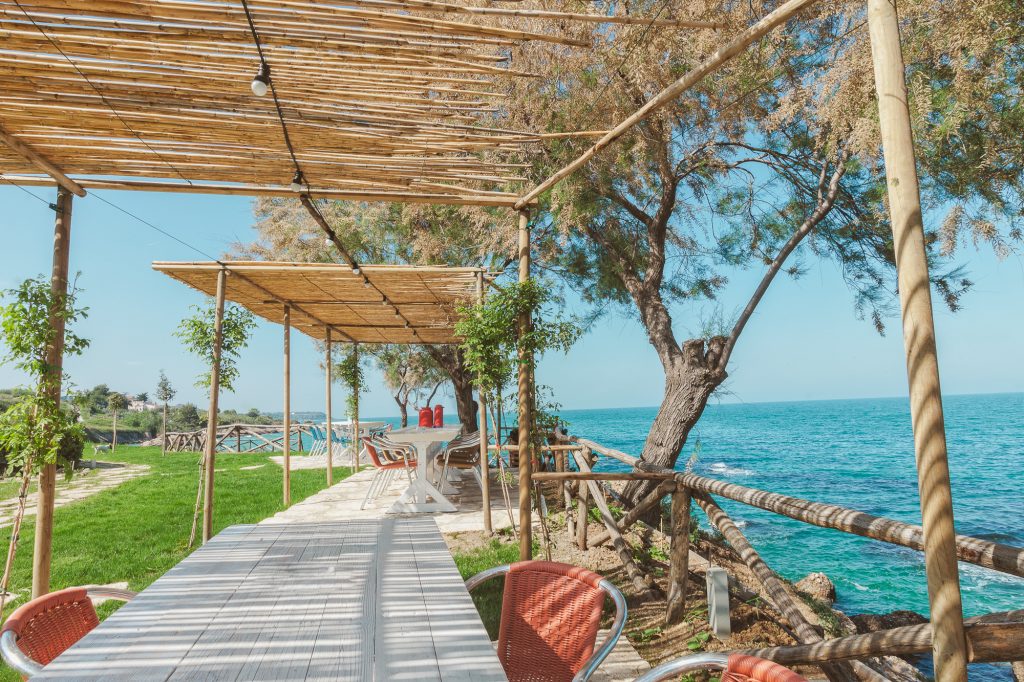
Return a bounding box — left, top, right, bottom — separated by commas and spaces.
718, 150, 849, 371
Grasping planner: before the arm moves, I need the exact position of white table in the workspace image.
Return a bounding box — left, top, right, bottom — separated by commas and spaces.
36, 519, 507, 681
386, 425, 461, 513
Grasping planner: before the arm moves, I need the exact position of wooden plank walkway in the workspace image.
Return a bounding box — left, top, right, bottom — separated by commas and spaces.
36, 519, 507, 681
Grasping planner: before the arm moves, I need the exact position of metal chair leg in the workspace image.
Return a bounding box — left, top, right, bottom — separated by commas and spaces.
361, 469, 382, 510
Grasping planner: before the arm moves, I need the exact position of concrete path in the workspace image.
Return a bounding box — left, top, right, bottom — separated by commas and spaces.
0, 461, 149, 529
263, 463, 651, 680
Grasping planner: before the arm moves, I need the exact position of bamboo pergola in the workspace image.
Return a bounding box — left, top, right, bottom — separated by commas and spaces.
2, 0, 975, 678
153, 261, 484, 344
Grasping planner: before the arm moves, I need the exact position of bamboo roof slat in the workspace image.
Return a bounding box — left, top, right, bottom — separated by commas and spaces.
153, 261, 482, 344
0, 0, 718, 205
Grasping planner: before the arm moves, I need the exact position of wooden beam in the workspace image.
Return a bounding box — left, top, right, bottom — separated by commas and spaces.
283, 305, 291, 506
575, 447, 591, 550
31, 186, 72, 599
0, 128, 86, 197
514, 0, 823, 209
1, 175, 531, 207
586, 480, 675, 548
739, 610, 1024, 666
202, 268, 227, 543
325, 327, 333, 486
516, 209, 532, 561
694, 492, 878, 682
867, 0, 968, 678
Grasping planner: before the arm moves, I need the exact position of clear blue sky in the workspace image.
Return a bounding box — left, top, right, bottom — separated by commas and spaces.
1, 185, 1022, 417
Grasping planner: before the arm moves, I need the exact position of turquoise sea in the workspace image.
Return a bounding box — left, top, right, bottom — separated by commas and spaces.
562, 393, 1023, 678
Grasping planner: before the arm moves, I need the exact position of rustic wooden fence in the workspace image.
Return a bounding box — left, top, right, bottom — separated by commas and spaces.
516, 434, 1024, 680
163, 423, 316, 454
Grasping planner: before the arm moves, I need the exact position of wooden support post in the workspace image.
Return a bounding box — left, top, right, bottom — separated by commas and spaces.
588, 480, 674, 548
516, 209, 533, 560
325, 328, 333, 486
31, 186, 72, 599
575, 447, 591, 550
867, 1, 967, 678
476, 271, 492, 535
201, 268, 227, 544
283, 305, 291, 506
666, 487, 692, 624
352, 342, 360, 473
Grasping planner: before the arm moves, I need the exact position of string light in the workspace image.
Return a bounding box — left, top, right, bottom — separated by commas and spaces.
351, 265, 361, 275
251, 62, 270, 96
289, 169, 304, 192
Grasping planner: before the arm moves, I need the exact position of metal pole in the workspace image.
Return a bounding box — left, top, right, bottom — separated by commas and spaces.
325, 328, 333, 486
867, 0, 967, 678
352, 342, 360, 473
283, 305, 291, 506
31, 186, 72, 598
476, 272, 492, 534
201, 268, 227, 543
516, 210, 533, 560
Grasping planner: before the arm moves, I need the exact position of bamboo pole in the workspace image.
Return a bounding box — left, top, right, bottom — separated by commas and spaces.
586, 480, 675, 547
283, 305, 291, 506
325, 327, 333, 486
572, 449, 656, 597
666, 488, 692, 624
476, 271, 492, 534
739, 610, 1024, 667
695, 492, 880, 682
31, 186, 72, 599
0, 126, 86, 197
201, 268, 227, 543
516, 209, 532, 560
867, 1, 967, 678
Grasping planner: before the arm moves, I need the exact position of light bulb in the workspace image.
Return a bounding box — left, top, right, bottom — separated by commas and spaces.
363, 279, 370, 288
351, 265, 360, 275
251, 63, 271, 96
290, 170, 304, 193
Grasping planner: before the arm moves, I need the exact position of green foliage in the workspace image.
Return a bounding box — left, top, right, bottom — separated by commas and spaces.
175, 301, 257, 392
686, 630, 711, 651
0, 276, 89, 477
628, 626, 662, 643
171, 403, 203, 431
107, 392, 127, 414
456, 279, 580, 404
336, 346, 365, 419
0, 396, 84, 477
156, 371, 176, 404
0, 276, 89, 388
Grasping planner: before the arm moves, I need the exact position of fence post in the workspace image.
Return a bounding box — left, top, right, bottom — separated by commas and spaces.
666, 486, 691, 624
575, 447, 591, 550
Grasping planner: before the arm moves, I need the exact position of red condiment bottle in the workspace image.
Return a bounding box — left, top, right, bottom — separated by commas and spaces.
433, 404, 444, 428
418, 407, 433, 427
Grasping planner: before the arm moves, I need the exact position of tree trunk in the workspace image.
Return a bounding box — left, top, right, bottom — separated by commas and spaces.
112, 410, 118, 452
621, 336, 727, 511
426, 345, 478, 431
162, 403, 168, 456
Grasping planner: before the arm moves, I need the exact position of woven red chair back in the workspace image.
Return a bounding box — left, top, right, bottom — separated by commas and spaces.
723, 654, 807, 682
1, 587, 100, 667
496, 561, 606, 682
362, 437, 386, 468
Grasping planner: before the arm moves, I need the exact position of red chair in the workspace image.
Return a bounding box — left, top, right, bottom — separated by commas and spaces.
0, 586, 136, 678
466, 561, 627, 682
633, 653, 807, 682
360, 436, 416, 510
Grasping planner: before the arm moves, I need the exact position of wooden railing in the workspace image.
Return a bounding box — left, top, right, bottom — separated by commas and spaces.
163, 423, 316, 454
530, 434, 1024, 677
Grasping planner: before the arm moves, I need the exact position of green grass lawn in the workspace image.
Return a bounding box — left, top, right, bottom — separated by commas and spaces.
0, 445, 350, 680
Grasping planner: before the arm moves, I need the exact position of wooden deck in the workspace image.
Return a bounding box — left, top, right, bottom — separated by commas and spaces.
37, 519, 507, 681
